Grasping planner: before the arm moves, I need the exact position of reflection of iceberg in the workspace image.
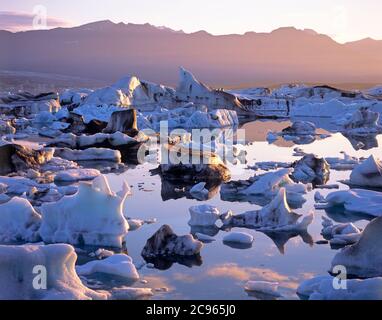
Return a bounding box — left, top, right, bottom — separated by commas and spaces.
159, 178, 221, 201
143, 255, 203, 271
261, 229, 314, 254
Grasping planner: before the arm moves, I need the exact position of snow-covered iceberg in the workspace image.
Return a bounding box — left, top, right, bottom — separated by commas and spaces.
39, 175, 130, 247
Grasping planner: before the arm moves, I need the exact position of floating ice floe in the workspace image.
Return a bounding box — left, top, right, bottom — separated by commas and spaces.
223, 188, 314, 231
319, 189, 382, 217
291, 154, 330, 185
331, 216, 382, 278
76, 254, 139, 281
245, 281, 281, 298
0, 197, 41, 242
110, 287, 154, 300
335, 107, 382, 135
54, 168, 101, 182
297, 275, 382, 300
344, 155, 382, 188
325, 152, 360, 171
39, 175, 129, 247
223, 232, 254, 245
321, 216, 362, 246
0, 244, 107, 300
221, 168, 309, 207
188, 204, 220, 227
54, 147, 122, 162
142, 224, 203, 258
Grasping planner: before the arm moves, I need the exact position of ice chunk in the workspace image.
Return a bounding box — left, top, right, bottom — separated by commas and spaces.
245, 281, 281, 297
142, 224, 203, 257
291, 154, 330, 185
0, 197, 41, 242
223, 232, 254, 245
0, 244, 106, 300
40, 175, 129, 247
223, 188, 314, 231
76, 254, 139, 281
348, 155, 382, 188
54, 147, 121, 162
324, 189, 382, 217
297, 275, 382, 300
331, 216, 382, 278
188, 204, 220, 227
321, 216, 361, 246
54, 168, 101, 182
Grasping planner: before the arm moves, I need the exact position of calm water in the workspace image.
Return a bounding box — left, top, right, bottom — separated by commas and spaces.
99, 118, 382, 300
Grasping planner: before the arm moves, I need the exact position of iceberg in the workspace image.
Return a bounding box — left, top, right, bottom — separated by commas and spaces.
331, 216, 382, 278
321, 216, 362, 246
323, 189, 382, 217
0, 197, 41, 242
223, 232, 254, 245
291, 154, 330, 185
54, 147, 121, 162
347, 155, 382, 188
188, 204, 220, 227
223, 188, 314, 231
76, 254, 139, 281
142, 224, 203, 258
39, 175, 129, 247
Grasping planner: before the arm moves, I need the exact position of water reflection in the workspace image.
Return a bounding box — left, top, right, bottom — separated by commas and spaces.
143, 254, 203, 271
261, 230, 314, 254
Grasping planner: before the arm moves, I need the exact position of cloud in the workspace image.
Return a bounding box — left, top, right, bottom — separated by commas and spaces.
0, 10, 72, 32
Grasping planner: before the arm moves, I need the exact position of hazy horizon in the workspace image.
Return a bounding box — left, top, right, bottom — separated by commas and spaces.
1, 0, 382, 43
